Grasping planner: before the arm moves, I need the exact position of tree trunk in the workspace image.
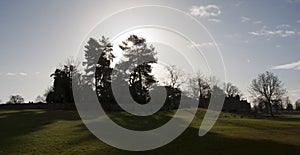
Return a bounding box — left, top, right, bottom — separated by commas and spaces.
138, 68, 143, 92
268, 102, 274, 117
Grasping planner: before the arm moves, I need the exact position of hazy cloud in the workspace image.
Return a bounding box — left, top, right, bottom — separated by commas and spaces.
241, 16, 251, 22
249, 25, 296, 37
272, 61, 300, 70
188, 42, 222, 49
276, 24, 291, 29
208, 18, 222, 23
287, 0, 300, 3
19, 72, 28, 76
5, 72, 29, 76
6, 73, 16, 76
190, 5, 221, 17
253, 20, 262, 24
234, 0, 244, 7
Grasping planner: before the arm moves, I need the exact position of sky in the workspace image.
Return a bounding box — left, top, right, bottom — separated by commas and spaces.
0, 0, 300, 104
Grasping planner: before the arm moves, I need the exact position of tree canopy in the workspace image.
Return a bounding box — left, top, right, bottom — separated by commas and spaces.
249, 71, 286, 116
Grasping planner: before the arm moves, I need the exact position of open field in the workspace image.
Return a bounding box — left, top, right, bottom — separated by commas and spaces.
0, 109, 300, 155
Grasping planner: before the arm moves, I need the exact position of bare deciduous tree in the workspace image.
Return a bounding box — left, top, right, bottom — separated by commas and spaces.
7, 95, 24, 104
165, 65, 185, 88
188, 72, 211, 100
35, 95, 45, 103
223, 82, 241, 97
249, 71, 286, 116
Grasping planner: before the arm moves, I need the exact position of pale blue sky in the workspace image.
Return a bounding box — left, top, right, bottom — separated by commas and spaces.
0, 0, 300, 103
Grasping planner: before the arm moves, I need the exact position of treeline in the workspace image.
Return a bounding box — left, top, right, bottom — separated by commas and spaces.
2, 35, 300, 116
41, 35, 251, 113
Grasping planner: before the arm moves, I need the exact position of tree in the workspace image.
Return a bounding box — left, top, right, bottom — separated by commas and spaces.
284, 97, 292, 110
115, 35, 157, 104
188, 72, 211, 100
46, 65, 75, 104
35, 95, 45, 103
82, 36, 115, 105
163, 65, 185, 110
286, 103, 293, 111
249, 71, 286, 116
223, 82, 241, 97
7, 95, 24, 104
165, 65, 185, 88
95, 37, 115, 103
82, 38, 102, 86
295, 99, 300, 111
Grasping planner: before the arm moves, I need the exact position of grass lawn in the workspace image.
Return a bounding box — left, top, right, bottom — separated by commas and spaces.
0, 109, 299, 155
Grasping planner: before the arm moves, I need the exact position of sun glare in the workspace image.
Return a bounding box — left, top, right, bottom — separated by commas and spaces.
127, 41, 134, 47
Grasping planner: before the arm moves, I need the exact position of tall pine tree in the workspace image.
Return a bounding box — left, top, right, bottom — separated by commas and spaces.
116, 35, 157, 104
83, 36, 115, 106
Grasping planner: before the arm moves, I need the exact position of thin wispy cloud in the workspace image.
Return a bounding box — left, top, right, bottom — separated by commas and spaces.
287, 0, 300, 3
234, 0, 244, 7
272, 61, 300, 70
188, 42, 221, 49
276, 24, 290, 29
19, 72, 28, 76
5, 72, 29, 76
189, 5, 221, 18
208, 18, 222, 23
249, 25, 296, 37
6, 73, 16, 76
240, 16, 263, 25
297, 20, 300, 23
241, 16, 251, 23
253, 20, 262, 24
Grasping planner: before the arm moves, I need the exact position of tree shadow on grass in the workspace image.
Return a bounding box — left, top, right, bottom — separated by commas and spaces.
68, 122, 300, 155
68, 111, 300, 155
1, 110, 300, 155
0, 110, 81, 153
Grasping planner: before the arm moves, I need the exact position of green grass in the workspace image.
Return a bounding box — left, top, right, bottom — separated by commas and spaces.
0, 109, 300, 155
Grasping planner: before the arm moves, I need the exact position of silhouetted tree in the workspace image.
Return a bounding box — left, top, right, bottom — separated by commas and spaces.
188, 72, 211, 101
82, 36, 115, 108
46, 65, 75, 104
295, 99, 300, 111
115, 35, 157, 104
253, 98, 267, 113
163, 65, 185, 109
286, 103, 293, 111
223, 82, 241, 97
165, 65, 185, 88
82, 38, 102, 86
272, 98, 283, 113
249, 71, 286, 116
7, 95, 24, 104
95, 37, 115, 104
35, 95, 45, 103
